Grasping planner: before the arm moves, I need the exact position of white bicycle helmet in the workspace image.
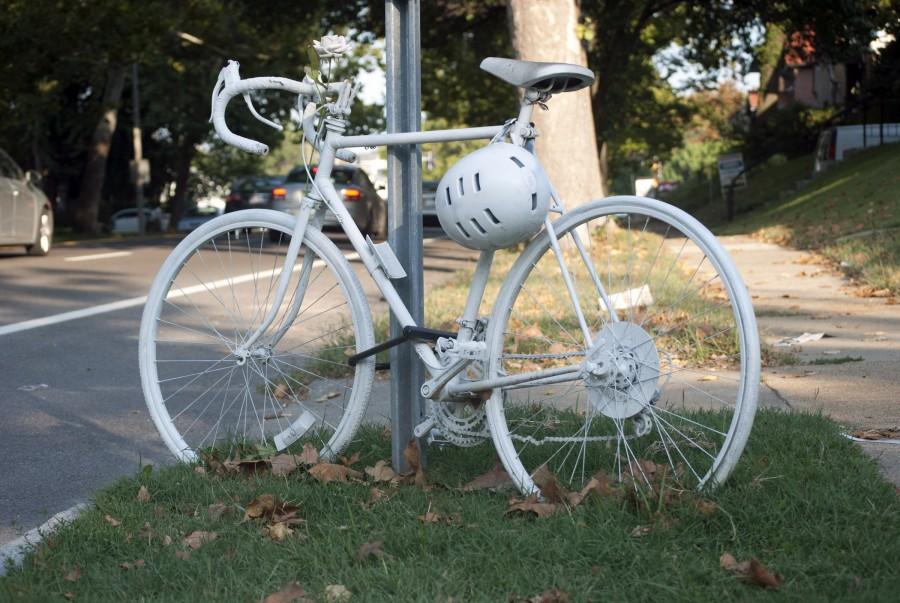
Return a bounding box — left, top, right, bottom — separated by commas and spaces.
436, 142, 551, 250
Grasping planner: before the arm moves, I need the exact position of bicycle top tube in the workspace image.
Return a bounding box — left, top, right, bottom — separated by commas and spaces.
329, 125, 505, 151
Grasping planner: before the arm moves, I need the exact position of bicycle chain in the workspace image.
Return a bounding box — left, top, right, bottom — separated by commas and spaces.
501, 352, 585, 360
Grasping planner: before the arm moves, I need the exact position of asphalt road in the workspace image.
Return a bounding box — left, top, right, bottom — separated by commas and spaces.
0, 226, 475, 546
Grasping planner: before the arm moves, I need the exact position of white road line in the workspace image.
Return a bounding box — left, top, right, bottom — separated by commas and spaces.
0, 251, 361, 337
64, 251, 133, 262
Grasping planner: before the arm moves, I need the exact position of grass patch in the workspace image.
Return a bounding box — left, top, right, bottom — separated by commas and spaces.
3, 410, 898, 601
723, 144, 900, 294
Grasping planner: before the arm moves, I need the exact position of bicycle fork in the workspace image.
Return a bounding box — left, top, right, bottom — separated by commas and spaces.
233, 200, 318, 361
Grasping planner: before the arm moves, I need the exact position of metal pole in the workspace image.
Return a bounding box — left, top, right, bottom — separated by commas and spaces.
131, 64, 146, 235
385, 0, 424, 472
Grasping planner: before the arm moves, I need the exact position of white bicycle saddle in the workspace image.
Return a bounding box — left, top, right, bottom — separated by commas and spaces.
480, 57, 594, 93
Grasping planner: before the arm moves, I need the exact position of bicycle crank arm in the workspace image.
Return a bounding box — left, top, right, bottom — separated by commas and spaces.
444, 364, 582, 396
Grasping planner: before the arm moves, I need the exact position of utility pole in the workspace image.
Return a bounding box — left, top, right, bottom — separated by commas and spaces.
385, 0, 424, 472
131, 64, 146, 235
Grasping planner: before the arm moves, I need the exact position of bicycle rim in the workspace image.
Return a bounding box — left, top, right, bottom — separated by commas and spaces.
139, 209, 374, 462
485, 196, 759, 496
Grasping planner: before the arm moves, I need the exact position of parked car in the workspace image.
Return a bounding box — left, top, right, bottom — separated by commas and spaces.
110, 208, 159, 234
0, 149, 53, 255
815, 123, 900, 172
176, 205, 223, 232
225, 176, 284, 213
272, 165, 386, 237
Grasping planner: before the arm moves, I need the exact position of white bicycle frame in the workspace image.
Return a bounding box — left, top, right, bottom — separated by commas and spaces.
211, 71, 618, 397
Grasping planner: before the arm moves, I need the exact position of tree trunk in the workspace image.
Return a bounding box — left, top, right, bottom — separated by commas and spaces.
507, 0, 606, 208
75, 64, 126, 234
169, 139, 196, 231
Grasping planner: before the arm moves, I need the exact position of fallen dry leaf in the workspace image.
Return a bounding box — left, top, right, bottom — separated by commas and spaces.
208, 502, 232, 520
269, 454, 301, 477
365, 460, 397, 483
223, 456, 269, 475
325, 584, 352, 602
720, 552, 780, 589
356, 540, 389, 562
340, 451, 361, 467
462, 461, 513, 491
174, 550, 191, 560
272, 383, 290, 401
532, 465, 568, 503
163, 535, 173, 546
262, 581, 313, 603
566, 472, 615, 507
695, 499, 717, 518
364, 487, 390, 509
298, 443, 319, 465
402, 439, 428, 488
118, 559, 145, 570
104, 514, 121, 527
308, 463, 362, 483
699, 375, 718, 382
139, 521, 154, 541
505, 495, 560, 518
418, 511, 461, 525
182, 530, 217, 550
193, 466, 207, 475
136, 485, 150, 503
244, 494, 277, 521
64, 567, 81, 582
850, 428, 900, 441
630, 524, 653, 538
528, 587, 571, 603
266, 522, 294, 541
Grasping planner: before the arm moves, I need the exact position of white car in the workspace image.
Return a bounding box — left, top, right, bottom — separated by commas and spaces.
0, 149, 53, 255
110, 208, 158, 234
176, 206, 223, 232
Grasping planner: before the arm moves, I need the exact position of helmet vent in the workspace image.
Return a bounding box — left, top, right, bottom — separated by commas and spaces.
531, 193, 538, 211
458, 177, 465, 196
470, 217, 487, 235
456, 222, 470, 238
445, 186, 452, 206
509, 156, 525, 168
484, 208, 500, 224
474, 172, 482, 192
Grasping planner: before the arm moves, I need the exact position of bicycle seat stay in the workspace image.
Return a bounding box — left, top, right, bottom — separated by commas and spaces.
480, 57, 594, 93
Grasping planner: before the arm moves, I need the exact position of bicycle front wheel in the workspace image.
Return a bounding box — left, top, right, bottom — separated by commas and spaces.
140, 209, 375, 462
485, 196, 759, 495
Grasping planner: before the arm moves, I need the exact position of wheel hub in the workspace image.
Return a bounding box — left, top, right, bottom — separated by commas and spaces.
583, 321, 660, 419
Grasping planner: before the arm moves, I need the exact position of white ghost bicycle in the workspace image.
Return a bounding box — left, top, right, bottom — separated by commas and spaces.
139, 56, 759, 496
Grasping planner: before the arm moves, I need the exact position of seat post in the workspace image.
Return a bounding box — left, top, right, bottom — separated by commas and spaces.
511, 88, 543, 147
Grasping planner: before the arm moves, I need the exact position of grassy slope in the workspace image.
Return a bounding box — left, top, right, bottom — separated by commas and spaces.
722, 144, 900, 293
2, 411, 898, 602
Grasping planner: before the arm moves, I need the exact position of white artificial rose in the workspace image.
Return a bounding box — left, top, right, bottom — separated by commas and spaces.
313, 35, 351, 59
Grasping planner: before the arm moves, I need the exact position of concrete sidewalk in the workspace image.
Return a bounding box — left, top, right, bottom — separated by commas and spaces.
718, 235, 900, 485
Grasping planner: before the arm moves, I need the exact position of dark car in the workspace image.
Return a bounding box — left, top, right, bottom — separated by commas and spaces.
0, 149, 53, 255
224, 176, 285, 213
272, 165, 386, 237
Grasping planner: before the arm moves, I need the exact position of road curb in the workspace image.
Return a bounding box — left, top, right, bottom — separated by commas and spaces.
0, 503, 89, 576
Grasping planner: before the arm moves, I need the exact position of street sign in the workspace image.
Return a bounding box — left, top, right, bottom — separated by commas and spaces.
717, 153, 746, 190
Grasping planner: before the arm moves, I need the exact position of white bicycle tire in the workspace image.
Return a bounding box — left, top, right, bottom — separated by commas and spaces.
484, 196, 760, 495
139, 209, 375, 462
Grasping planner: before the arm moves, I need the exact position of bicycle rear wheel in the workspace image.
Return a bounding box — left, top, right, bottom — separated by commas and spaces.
485, 196, 759, 495
140, 209, 375, 462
